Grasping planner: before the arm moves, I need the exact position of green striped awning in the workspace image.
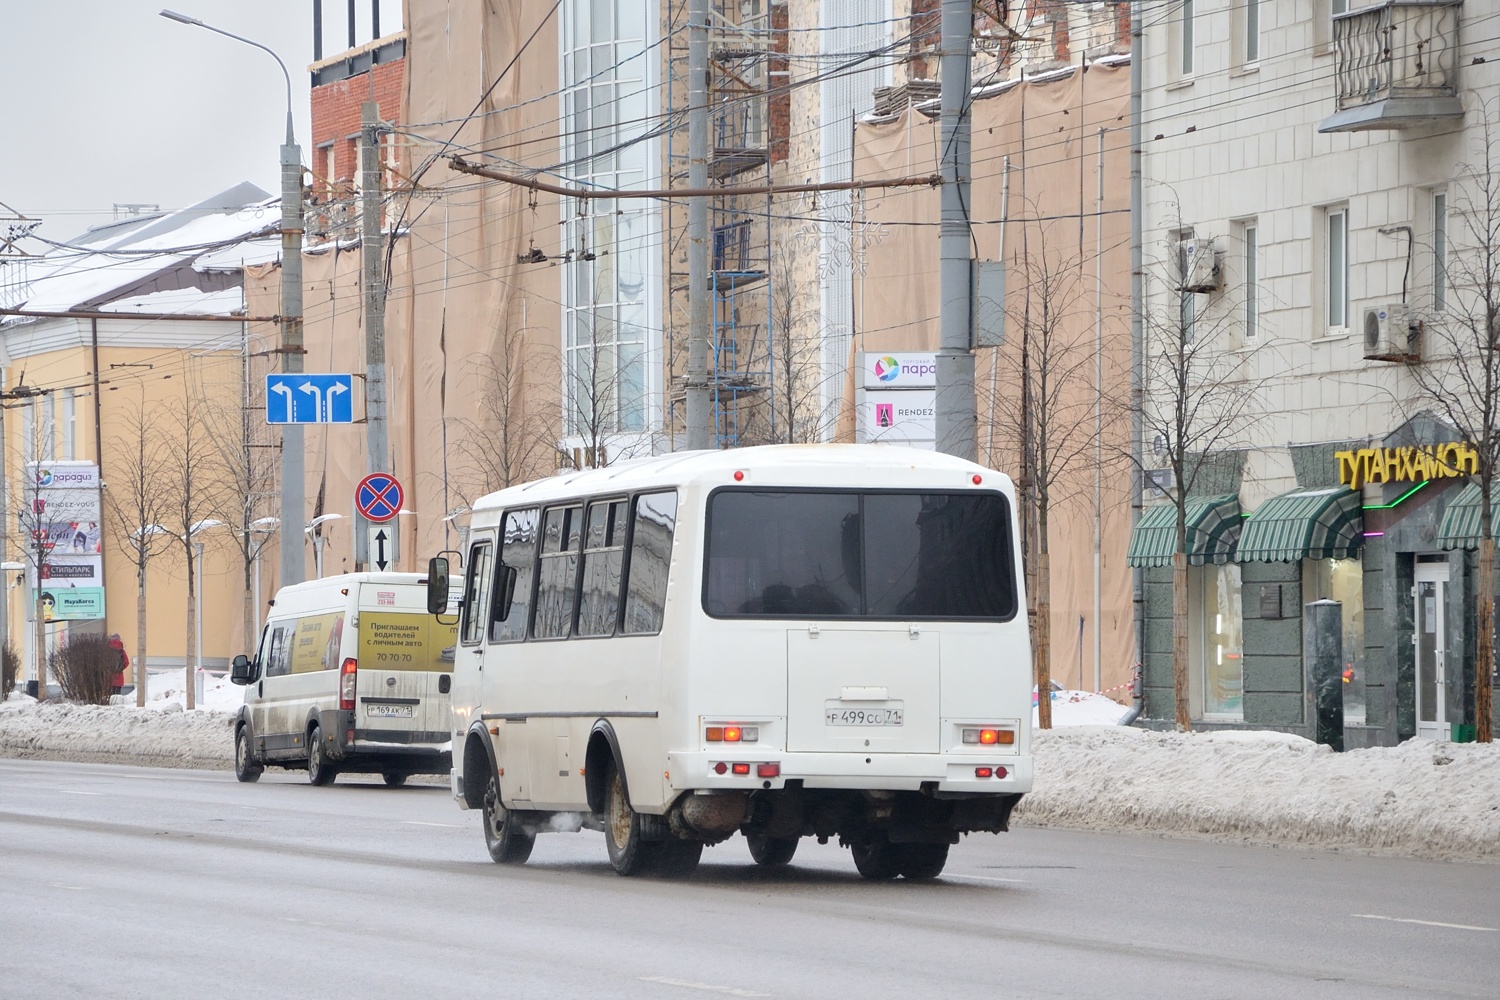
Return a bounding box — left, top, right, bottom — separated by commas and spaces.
1236, 487, 1363, 563
1126, 495, 1242, 568
1438, 482, 1500, 550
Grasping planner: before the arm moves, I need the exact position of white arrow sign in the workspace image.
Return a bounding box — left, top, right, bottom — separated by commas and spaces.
369, 524, 392, 572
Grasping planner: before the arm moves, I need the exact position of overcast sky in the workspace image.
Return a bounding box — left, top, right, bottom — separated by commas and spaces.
1, 2, 399, 241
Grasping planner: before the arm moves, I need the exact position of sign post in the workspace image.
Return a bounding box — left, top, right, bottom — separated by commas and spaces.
355, 473, 403, 572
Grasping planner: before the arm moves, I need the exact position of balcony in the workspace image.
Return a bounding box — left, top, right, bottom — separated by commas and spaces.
1319, 0, 1463, 133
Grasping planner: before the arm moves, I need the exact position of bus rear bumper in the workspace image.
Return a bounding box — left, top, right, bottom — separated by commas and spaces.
665, 750, 1033, 796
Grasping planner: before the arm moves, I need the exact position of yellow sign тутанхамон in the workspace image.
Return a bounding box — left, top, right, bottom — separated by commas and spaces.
1336, 443, 1478, 490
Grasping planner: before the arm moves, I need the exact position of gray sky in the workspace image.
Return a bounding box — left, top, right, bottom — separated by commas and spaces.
1, 2, 395, 240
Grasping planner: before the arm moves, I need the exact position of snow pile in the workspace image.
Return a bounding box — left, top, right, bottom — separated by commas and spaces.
1015, 726, 1500, 861
1035, 688, 1131, 727
0, 700, 233, 769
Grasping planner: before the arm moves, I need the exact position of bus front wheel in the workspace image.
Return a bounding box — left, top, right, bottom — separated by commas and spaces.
483, 771, 535, 864
850, 835, 901, 880
604, 761, 661, 876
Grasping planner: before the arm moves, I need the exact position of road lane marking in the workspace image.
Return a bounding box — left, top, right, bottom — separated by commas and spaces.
640, 976, 770, 997
1353, 914, 1497, 932
281, 916, 330, 928
58, 790, 104, 796
943, 873, 1029, 884
48, 883, 84, 891
402, 821, 463, 828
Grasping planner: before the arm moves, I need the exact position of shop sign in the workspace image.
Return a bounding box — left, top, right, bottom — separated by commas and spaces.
1336, 442, 1478, 490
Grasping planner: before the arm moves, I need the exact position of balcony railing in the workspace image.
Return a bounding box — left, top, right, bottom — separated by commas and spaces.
1321, 0, 1463, 132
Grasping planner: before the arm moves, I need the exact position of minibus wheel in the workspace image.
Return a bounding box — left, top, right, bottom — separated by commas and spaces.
234, 726, 262, 783
849, 835, 901, 880
654, 838, 703, 878
307, 724, 337, 786
896, 842, 949, 880
483, 771, 535, 864
746, 832, 798, 867
603, 761, 661, 876
382, 771, 408, 788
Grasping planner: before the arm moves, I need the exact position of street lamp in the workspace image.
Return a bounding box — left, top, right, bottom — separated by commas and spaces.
250, 516, 279, 636
189, 520, 226, 684
305, 513, 343, 579
161, 9, 306, 589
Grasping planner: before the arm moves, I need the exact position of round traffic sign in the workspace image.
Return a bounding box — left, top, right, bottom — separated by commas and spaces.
356, 473, 404, 523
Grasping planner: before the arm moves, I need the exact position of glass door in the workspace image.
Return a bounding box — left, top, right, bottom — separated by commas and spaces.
1414, 563, 1450, 741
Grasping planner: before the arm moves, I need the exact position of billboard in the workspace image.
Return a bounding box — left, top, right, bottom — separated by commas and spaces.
22, 462, 104, 620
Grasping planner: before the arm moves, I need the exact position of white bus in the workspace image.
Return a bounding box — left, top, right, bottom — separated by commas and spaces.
427, 444, 1032, 879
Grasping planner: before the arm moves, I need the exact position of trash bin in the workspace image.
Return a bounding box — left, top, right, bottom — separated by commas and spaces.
1450, 723, 1476, 743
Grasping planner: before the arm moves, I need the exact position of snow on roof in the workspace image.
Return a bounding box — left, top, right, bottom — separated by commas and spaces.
2, 183, 276, 323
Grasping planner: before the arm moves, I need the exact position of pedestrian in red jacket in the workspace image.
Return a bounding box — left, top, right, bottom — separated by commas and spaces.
108, 633, 129, 696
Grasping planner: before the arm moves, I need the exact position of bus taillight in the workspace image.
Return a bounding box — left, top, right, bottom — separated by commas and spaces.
339, 658, 357, 710
963, 727, 1015, 746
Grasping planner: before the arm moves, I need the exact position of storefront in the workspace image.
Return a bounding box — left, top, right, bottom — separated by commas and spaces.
1129, 418, 1498, 746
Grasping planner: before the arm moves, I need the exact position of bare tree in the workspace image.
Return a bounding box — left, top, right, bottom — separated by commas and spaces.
986, 223, 1107, 728
1407, 112, 1500, 743
764, 240, 827, 444
453, 326, 561, 504
1126, 221, 1271, 731
563, 319, 650, 470
160, 386, 228, 711
101, 396, 175, 707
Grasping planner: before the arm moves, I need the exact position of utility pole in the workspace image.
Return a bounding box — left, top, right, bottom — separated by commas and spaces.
934, 0, 976, 461
357, 101, 392, 568
280, 112, 307, 586
684, 0, 712, 450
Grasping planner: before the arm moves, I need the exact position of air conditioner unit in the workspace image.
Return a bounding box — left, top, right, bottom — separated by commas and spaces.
1362, 303, 1418, 362
1177, 239, 1222, 293
1144, 468, 1176, 496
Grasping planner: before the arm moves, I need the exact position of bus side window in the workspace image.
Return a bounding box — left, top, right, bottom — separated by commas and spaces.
460, 541, 493, 645
622, 491, 677, 635
577, 499, 627, 637
491, 508, 538, 643
533, 505, 581, 639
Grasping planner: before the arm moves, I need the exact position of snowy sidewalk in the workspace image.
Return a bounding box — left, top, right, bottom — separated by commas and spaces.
2, 683, 1497, 863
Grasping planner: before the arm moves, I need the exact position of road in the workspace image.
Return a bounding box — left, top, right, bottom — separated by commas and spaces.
1, 759, 1496, 999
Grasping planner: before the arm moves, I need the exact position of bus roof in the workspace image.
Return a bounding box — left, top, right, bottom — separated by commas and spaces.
468, 443, 1009, 515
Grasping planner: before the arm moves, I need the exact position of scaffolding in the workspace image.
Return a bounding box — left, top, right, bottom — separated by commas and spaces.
667, 0, 777, 448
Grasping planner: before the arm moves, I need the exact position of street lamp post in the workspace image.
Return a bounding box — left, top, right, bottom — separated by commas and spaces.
161, 10, 305, 589
188, 519, 224, 706
249, 516, 279, 637
305, 513, 343, 579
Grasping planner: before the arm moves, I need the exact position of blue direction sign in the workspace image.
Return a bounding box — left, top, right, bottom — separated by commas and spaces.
266, 374, 355, 424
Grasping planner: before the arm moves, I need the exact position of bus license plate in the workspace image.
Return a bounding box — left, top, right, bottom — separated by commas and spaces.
368, 704, 414, 718
825, 708, 903, 726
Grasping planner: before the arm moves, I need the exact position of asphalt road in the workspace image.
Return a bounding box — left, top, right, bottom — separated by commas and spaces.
2, 759, 1496, 1000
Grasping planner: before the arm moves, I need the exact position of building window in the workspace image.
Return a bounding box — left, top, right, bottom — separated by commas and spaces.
41, 393, 55, 461
1433, 191, 1448, 312
1244, 223, 1259, 341
1191, 563, 1243, 719
1244, 0, 1260, 64
1179, 0, 1196, 77
1175, 235, 1198, 343
323, 145, 336, 189
1303, 557, 1365, 725
1326, 207, 1349, 330
61, 388, 76, 460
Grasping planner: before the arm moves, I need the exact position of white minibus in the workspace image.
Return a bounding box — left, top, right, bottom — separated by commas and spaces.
230, 572, 458, 785
427, 444, 1032, 879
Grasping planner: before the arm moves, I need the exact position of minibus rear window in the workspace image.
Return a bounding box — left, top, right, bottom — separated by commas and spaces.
703, 490, 1016, 621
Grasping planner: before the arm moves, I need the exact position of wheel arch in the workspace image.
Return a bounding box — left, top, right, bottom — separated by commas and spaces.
461, 723, 496, 809
585, 720, 627, 815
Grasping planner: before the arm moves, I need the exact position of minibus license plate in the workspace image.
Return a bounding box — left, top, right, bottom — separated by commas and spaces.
368, 704, 413, 718
825, 708, 903, 726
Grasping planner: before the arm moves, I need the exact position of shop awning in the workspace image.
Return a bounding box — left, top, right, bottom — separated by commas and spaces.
1236, 487, 1363, 562
1438, 482, 1500, 550
1126, 495, 1242, 568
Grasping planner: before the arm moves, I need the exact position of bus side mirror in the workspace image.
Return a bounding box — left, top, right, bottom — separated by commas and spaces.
426, 557, 451, 615
229, 654, 254, 685
492, 564, 518, 622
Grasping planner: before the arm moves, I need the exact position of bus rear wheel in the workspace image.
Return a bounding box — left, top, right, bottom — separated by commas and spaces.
603, 760, 661, 876
850, 835, 901, 880
746, 832, 798, 866
654, 838, 703, 877
307, 725, 337, 786
483, 771, 535, 864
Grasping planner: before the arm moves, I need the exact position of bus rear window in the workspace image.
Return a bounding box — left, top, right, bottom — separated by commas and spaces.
704, 490, 1016, 620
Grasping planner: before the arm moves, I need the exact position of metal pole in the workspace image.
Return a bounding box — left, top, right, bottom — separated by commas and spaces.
1094, 127, 1104, 693
358, 101, 391, 567
1130, 0, 1147, 712
0, 372, 8, 679
684, 0, 712, 450
935, 0, 975, 460
194, 540, 204, 682
280, 116, 307, 587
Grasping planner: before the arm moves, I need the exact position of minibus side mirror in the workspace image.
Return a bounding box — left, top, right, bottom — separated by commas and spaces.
229, 654, 254, 685
492, 564, 518, 622
426, 556, 451, 615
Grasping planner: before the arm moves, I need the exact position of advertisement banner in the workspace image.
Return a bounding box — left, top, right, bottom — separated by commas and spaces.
357, 612, 459, 671
31, 587, 106, 622
861, 352, 938, 389
861, 389, 937, 444
29, 555, 104, 589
